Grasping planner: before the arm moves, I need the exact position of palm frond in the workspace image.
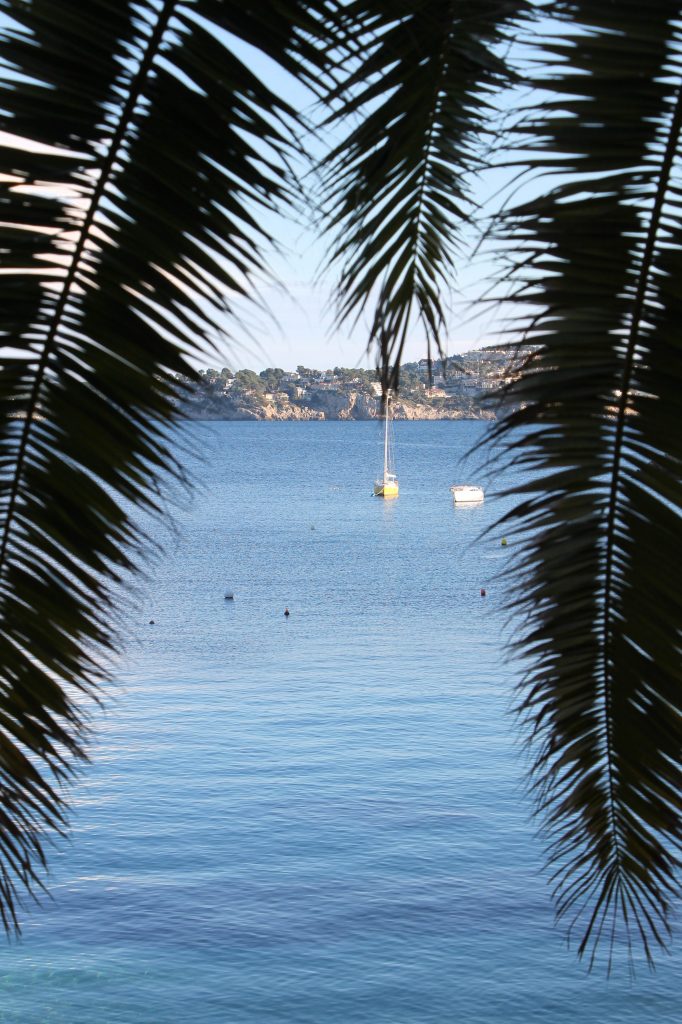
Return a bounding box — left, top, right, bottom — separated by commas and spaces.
0, 0, 332, 931
318, 0, 531, 392
491, 0, 682, 967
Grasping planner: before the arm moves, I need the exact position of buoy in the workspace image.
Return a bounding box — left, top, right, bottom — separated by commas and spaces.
501, 537, 508, 547
284, 607, 290, 617
480, 589, 486, 598
149, 619, 155, 624
224, 591, 234, 600
311, 525, 316, 531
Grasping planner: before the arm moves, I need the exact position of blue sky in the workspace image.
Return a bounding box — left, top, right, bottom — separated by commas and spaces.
200, 33, 516, 374
0, 11, 527, 377
218, 216, 505, 375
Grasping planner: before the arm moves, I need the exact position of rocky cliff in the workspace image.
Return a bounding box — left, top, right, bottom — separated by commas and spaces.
183, 388, 495, 421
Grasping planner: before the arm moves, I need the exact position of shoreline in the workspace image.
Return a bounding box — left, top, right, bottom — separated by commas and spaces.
181, 410, 496, 422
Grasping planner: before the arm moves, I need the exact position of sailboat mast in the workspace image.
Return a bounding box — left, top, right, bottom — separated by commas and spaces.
383, 393, 389, 479
373, 389, 398, 497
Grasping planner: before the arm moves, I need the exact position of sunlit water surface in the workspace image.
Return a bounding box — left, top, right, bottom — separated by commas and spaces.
2, 421, 679, 1023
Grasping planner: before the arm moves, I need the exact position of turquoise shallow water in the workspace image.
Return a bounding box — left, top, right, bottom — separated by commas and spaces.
2, 420, 680, 1022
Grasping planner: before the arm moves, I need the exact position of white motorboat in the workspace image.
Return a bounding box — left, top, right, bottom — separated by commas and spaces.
450, 484, 484, 503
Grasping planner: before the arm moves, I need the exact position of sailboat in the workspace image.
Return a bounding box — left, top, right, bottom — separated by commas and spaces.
373, 392, 399, 498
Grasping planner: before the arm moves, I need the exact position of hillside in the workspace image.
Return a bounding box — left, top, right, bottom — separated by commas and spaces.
177, 349, 530, 421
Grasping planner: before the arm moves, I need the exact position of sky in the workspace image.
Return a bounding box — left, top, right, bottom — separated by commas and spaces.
217, 218, 507, 375
0, 13, 527, 377
198, 33, 517, 375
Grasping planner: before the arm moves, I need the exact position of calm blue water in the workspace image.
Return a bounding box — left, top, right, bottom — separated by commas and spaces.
2, 421, 679, 1023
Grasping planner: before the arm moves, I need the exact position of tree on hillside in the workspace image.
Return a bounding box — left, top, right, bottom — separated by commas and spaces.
259, 367, 285, 391
235, 369, 265, 393
398, 365, 422, 391
0, 0, 680, 966
296, 364, 323, 380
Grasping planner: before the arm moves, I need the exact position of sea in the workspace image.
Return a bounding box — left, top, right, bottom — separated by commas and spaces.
2, 421, 680, 1023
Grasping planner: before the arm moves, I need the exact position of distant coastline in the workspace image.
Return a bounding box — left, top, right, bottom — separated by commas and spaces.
178, 347, 530, 422
181, 391, 497, 422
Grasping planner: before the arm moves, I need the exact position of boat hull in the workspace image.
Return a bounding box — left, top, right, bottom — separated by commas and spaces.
450, 485, 484, 503
374, 480, 399, 498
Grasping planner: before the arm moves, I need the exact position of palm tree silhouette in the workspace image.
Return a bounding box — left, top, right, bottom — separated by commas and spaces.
0, 0, 680, 966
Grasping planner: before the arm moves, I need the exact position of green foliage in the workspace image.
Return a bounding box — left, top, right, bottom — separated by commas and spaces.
259, 367, 285, 390
235, 369, 265, 392
398, 365, 422, 390
296, 365, 320, 379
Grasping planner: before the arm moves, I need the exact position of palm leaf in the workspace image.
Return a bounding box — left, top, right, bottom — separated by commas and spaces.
3, 0, 682, 971
490, 0, 682, 967
318, 0, 531, 392
0, 0, 333, 931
